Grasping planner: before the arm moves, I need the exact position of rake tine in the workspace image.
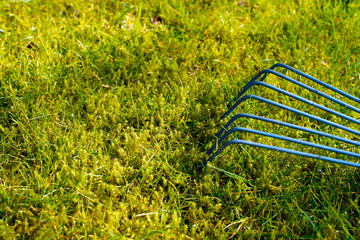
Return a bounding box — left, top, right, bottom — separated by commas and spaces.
265, 63, 360, 105
230, 69, 360, 115
227, 80, 360, 126
223, 94, 360, 137
199, 140, 360, 171
216, 113, 360, 148
206, 127, 360, 158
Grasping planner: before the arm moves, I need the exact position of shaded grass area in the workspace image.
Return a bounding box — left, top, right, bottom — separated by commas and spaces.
1, 0, 360, 238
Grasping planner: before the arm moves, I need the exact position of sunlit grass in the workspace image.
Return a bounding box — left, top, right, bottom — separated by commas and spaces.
1, 0, 360, 238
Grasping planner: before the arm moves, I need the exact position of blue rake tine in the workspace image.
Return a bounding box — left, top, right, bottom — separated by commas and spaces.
200, 64, 360, 171
228, 81, 360, 126
198, 140, 360, 172
265, 63, 360, 105
228, 69, 360, 117
224, 94, 360, 137
206, 127, 360, 158
215, 113, 360, 148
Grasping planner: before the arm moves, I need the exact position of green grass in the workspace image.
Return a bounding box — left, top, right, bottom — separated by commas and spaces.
1, 0, 360, 238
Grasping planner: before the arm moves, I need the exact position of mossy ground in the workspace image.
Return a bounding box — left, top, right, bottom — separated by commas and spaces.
1, 0, 360, 239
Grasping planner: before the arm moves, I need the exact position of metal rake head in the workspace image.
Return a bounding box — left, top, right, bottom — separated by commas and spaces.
199, 63, 360, 171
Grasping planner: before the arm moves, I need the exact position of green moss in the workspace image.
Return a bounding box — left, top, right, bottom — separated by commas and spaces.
0, 0, 360, 238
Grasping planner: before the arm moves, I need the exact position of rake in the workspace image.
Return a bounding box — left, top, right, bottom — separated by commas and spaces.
199, 63, 360, 171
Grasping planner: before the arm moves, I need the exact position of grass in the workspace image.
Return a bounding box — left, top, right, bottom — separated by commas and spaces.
1, 0, 360, 238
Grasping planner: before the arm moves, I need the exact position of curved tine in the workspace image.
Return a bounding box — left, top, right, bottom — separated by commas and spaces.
233, 81, 360, 126
206, 127, 360, 158
221, 95, 360, 137
216, 113, 360, 148
265, 63, 360, 105
199, 139, 360, 172
231, 69, 360, 114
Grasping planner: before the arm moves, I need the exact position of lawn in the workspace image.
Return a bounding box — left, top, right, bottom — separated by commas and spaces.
1, 0, 360, 239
